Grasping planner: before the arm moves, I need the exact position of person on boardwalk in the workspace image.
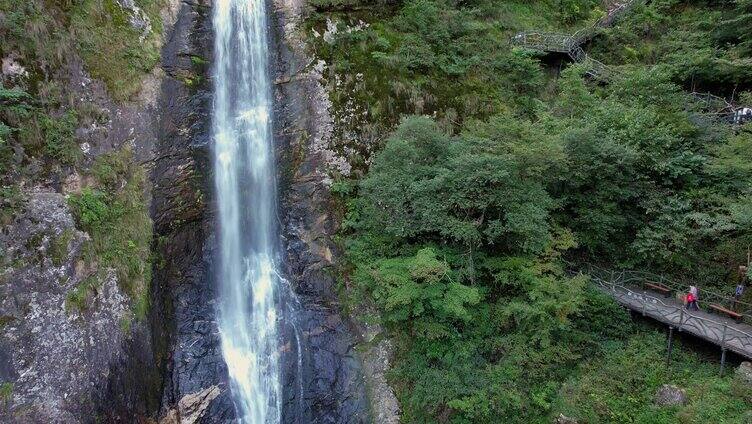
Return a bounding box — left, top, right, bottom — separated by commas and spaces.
686, 285, 699, 311
733, 265, 748, 310
733, 283, 744, 310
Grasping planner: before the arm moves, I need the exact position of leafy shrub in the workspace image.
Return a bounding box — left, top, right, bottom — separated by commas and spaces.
42, 110, 80, 165
68, 188, 112, 232
358, 116, 559, 252
354, 247, 481, 324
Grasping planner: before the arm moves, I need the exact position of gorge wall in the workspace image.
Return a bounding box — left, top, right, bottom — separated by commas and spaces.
0, 0, 181, 421
270, 1, 400, 422
0, 0, 398, 421
156, 0, 392, 421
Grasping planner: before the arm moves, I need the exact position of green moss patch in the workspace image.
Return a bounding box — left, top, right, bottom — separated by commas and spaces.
68, 147, 152, 318
0, 0, 164, 101
69, 0, 165, 100
65, 273, 100, 313
50, 229, 74, 267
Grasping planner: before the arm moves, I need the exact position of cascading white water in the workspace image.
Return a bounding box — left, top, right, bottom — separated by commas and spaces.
212, 0, 282, 422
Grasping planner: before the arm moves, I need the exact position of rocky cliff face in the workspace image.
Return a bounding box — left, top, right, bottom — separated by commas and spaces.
152, 0, 237, 422
270, 0, 400, 422
0, 0, 181, 421
271, 1, 369, 423
0, 191, 131, 422
0, 0, 397, 421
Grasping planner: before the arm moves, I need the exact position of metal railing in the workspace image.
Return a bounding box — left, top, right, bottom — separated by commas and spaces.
687, 92, 752, 125
589, 273, 752, 358
510, 32, 576, 53
510, 0, 642, 80
689, 91, 735, 114
582, 263, 752, 322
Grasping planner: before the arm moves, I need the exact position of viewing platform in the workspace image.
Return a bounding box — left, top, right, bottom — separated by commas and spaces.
581, 265, 752, 370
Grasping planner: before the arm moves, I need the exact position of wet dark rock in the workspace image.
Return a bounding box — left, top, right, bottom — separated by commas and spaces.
270, 0, 387, 422
152, 0, 237, 422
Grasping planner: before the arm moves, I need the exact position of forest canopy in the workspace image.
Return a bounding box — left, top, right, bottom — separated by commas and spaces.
312, 0, 752, 422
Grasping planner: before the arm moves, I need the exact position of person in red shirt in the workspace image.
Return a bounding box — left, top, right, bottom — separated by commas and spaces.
686, 286, 699, 311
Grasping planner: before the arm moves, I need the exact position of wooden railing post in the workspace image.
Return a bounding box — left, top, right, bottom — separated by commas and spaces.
678, 308, 684, 332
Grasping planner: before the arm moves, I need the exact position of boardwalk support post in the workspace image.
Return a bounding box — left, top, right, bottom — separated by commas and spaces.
666, 326, 674, 367
720, 324, 728, 376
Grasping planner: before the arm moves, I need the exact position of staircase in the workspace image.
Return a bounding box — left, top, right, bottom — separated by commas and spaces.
511, 1, 751, 123
510, 0, 641, 80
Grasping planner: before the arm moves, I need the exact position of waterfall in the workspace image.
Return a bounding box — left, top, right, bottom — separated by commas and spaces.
212, 0, 284, 422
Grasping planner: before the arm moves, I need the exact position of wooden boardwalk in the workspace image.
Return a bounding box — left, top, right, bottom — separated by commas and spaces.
589, 272, 752, 360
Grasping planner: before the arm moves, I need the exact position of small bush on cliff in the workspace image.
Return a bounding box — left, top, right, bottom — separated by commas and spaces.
69, 189, 113, 232
0, 382, 12, 404
0, 185, 24, 226
13, 109, 81, 167
41, 110, 80, 165
65, 274, 100, 313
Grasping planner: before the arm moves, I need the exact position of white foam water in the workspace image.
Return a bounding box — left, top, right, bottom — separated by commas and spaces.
212, 0, 283, 421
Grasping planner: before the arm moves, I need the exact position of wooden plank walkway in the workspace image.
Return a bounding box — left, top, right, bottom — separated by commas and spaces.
591, 275, 752, 359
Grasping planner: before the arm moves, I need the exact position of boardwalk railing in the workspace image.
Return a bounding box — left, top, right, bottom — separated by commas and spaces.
589, 272, 752, 359
510, 0, 642, 79
511, 1, 752, 121
511, 32, 575, 53
583, 263, 752, 322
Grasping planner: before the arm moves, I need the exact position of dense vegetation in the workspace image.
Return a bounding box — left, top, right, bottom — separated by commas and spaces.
311, 0, 752, 422
553, 330, 751, 423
